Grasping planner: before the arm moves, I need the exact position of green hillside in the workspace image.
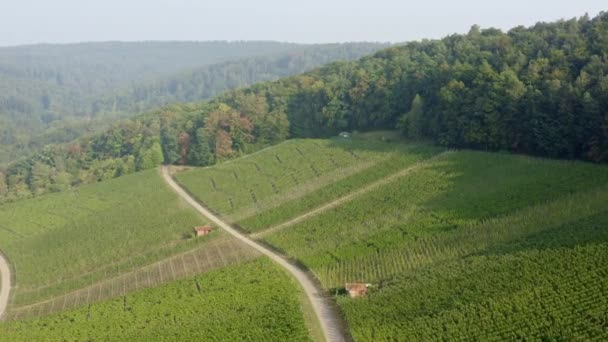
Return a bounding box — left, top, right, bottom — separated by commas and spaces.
175, 137, 441, 226
4, 12, 608, 205
0, 41, 386, 165
0, 258, 312, 342
0, 11, 607, 341
0, 168, 259, 312
176, 136, 608, 340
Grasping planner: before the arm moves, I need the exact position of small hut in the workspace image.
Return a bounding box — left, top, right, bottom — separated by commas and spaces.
194, 226, 213, 237
345, 283, 371, 298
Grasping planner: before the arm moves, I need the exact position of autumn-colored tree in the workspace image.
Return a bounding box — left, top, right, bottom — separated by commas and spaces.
205, 104, 253, 158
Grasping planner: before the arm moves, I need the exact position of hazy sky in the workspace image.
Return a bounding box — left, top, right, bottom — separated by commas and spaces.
1, 0, 605, 46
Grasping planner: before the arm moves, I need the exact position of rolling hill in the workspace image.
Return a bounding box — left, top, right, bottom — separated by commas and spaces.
0, 169, 258, 312
0, 10, 607, 342
1, 135, 607, 340
0, 41, 388, 165
3, 12, 607, 206
175, 134, 608, 340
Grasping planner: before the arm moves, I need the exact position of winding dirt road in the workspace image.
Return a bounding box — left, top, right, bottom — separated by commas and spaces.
161, 166, 346, 342
0, 251, 11, 320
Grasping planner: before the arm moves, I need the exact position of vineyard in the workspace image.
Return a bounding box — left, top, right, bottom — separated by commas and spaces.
175, 138, 441, 229
2, 135, 608, 340
174, 137, 608, 339
338, 213, 608, 340
0, 258, 312, 341
0, 169, 216, 308
262, 150, 608, 285
252, 147, 608, 340
7, 236, 260, 320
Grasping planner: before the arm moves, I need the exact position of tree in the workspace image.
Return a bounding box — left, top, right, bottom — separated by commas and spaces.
398, 94, 424, 139
179, 132, 190, 165
136, 143, 164, 170
29, 162, 53, 195
187, 128, 214, 166
51, 172, 72, 192
204, 104, 253, 158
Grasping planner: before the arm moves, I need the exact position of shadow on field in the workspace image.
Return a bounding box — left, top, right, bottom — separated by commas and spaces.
477, 210, 608, 257
326, 134, 608, 239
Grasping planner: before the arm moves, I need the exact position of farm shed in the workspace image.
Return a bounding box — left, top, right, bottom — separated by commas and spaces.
194, 226, 213, 237
345, 283, 370, 298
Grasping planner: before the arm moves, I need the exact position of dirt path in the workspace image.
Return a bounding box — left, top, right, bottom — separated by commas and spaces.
0, 251, 11, 320
161, 166, 346, 342
252, 153, 446, 239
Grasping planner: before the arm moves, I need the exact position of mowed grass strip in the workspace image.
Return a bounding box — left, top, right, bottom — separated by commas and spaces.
0, 169, 211, 306
0, 258, 312, 342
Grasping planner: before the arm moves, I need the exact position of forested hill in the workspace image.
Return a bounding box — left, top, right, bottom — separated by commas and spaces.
2, 12, 607, 202
0, 41, 301, 89
0, 41, 388, 164
91, 43, 393, 116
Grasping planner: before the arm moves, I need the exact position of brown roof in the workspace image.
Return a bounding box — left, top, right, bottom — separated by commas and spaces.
345, 283, 368, 291
194, 226, 212, 232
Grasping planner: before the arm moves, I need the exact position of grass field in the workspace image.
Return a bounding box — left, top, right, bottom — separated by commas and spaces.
0, 258, 312, 341
0, 169, 235, 309
176, 136, 608, 340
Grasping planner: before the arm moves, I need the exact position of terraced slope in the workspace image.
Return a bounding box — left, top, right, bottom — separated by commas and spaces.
0, 169, 252, 314
176, 136, 608, 340
163, 166, 345, 342
175, 138, 442, 229
0, 258, 312, 341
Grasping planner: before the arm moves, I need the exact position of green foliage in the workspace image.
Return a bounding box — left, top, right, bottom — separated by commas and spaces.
0, 169, 211, 305
338, 217, 608, 340
177, 136, 608, 339
187, 128, 214, 166
223, 142, 607, 340
5, 12, 608, 205
0, 42, 387, 165
263, 149, 608, 286
136, 142, 164, 170
174, 138, 435, 227
0, 258, 311, 342
397, 94, 424, 139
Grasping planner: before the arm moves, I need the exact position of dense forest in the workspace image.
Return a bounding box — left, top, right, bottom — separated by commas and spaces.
96, 43, 392, 114
0, 41, 387, 164
1, 12, 607, 202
